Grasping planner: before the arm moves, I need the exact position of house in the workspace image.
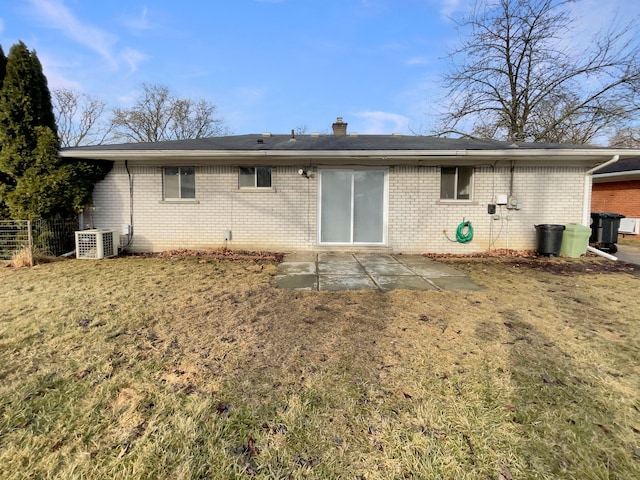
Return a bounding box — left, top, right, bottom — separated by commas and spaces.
60, 118, 640, 254
591, 157, 640, 236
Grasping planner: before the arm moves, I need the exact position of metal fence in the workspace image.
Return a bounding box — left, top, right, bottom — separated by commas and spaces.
0, 218, 79, 260
0, 220, 30, 260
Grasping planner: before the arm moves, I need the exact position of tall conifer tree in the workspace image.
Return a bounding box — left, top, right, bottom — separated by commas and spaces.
0, 41, 110, 220
0, 44, 12, 218
0, 45, 6, 89
30, 50, 57, 136
0, 41, 44, 180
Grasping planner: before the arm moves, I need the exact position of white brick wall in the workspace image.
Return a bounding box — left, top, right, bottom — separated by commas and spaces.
90, 162, 588, 254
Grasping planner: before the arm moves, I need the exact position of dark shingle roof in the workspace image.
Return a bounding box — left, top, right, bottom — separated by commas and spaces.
61, 134, 604, 153
595, 157, 640, 174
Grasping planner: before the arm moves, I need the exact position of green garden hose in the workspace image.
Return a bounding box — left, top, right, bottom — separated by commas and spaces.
444, 221, 474, 243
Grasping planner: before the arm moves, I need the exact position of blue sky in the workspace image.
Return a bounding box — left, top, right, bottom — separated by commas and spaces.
1, 0, 638, 136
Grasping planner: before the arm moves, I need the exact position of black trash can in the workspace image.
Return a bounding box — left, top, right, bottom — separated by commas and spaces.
535, 224, 566, 256
590, 212, 625, 253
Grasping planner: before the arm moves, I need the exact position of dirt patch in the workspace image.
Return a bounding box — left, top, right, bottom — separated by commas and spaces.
425, 250, 640, 275
125, 247, 284, 263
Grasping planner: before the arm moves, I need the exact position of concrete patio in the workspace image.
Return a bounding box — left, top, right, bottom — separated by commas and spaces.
615, 243, 640, 265
274, 253, 484, 291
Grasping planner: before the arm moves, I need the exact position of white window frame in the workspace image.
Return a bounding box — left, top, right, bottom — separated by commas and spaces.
440, 166, 474, 201
238, 166, 272, 189
163, 166, 196, 200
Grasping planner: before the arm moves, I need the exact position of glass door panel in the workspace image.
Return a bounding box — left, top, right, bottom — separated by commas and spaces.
353, 170, 384, 243
320, 170, 352, 243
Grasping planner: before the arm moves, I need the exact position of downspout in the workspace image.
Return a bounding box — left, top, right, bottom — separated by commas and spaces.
582, 155, 619, 226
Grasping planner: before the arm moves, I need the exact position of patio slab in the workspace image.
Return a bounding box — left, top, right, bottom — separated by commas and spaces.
319, 274, 378, 291
372, 275, 438, 291
318, 252, 358, 262
275, 253, 482, 291
318, 261, 366, 275
355, 254, 402, 265
274, 274, 318, 290
278, 261, 317, 275
354, 255, 415, 275
282, 252, 318, 263
398, 258, 466, 277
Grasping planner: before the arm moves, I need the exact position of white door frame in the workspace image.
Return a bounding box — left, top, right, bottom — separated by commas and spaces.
317, 167, 389, 246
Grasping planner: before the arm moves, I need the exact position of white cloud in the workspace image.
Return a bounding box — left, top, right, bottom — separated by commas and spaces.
354, 111, 411, 134
124, 7, 151, 31
120, 47, 147, 72
25, 0, 147, 72
27, 0, 118, 68
406, 57, 430, 66
232, 85, 269, 106
566, 0, 639, 47
36, 52, 82, 90
439, 0, 460, 18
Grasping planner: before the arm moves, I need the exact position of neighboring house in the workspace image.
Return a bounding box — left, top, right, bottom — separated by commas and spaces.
592, 158, 640, 236
61, 118, 640, 254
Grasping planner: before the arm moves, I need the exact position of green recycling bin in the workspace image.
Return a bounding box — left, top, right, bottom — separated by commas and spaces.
560, 223, 591, 258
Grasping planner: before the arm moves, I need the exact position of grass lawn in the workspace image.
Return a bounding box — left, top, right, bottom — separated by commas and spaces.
619, 235, 640, 246
1, 252, 639, 479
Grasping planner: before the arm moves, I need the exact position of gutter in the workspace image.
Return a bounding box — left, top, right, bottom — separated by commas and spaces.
582, 155, 619, 226
59, 148, 640, 161
591, 169, 640, 181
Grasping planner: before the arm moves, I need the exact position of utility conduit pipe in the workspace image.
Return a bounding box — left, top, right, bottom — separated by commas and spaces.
587, 246, 617, 261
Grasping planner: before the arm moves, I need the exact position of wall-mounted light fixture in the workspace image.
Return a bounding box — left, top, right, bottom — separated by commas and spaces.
298, 168, 312, 178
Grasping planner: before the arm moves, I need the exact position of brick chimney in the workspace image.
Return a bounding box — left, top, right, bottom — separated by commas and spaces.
332, 117, 347, 135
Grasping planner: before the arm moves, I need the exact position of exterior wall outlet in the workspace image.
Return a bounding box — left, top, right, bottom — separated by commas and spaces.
223, 230, 232, 241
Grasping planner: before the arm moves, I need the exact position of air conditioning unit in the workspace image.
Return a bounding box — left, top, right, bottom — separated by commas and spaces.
75, 229, 117, 259
619, 218, 640, 235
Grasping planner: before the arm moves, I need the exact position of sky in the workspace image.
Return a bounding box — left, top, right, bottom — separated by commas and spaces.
1, 0, 638, 137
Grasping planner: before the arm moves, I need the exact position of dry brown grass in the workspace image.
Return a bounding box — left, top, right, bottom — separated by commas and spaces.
10, 246, 59, 268
619, 235, 640, 246
10, 245, 34, 267
0, 253, 638, 479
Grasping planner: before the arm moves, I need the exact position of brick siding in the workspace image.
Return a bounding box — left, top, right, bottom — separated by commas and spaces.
90, 162, 589, 253
591, 180, 640, 217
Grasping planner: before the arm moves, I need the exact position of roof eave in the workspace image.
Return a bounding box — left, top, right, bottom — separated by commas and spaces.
592, 170, 640, 183
60, 148, 640, 162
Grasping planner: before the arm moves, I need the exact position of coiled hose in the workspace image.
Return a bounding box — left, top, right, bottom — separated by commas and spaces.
445, 221, 474, 243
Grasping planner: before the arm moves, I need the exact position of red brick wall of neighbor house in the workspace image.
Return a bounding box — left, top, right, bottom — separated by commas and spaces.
591, 180, 640, 217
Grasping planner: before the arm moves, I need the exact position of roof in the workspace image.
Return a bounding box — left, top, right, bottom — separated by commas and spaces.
60, 133, 640, 166
592, 157, 640, 183
61, 133, 601, 152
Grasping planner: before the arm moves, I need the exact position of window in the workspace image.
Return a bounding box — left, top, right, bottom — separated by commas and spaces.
440, 166, 473, 200
239, 167, 272, 188
163, 167, 195, 199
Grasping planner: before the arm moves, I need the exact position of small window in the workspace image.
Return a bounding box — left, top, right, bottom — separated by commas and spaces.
163, 167, 195, 199
440, 166, 473, 200
239, 167, 272, 188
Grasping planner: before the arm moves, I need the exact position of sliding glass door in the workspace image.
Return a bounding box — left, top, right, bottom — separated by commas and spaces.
319, 169, 387, 245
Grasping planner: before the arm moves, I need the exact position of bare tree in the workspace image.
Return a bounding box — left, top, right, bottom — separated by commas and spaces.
53, 88, 112, 147
111, 83, 227, 143
295, 124, 309, 135
609, 127, 640, 147
438, 0, 640, 144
